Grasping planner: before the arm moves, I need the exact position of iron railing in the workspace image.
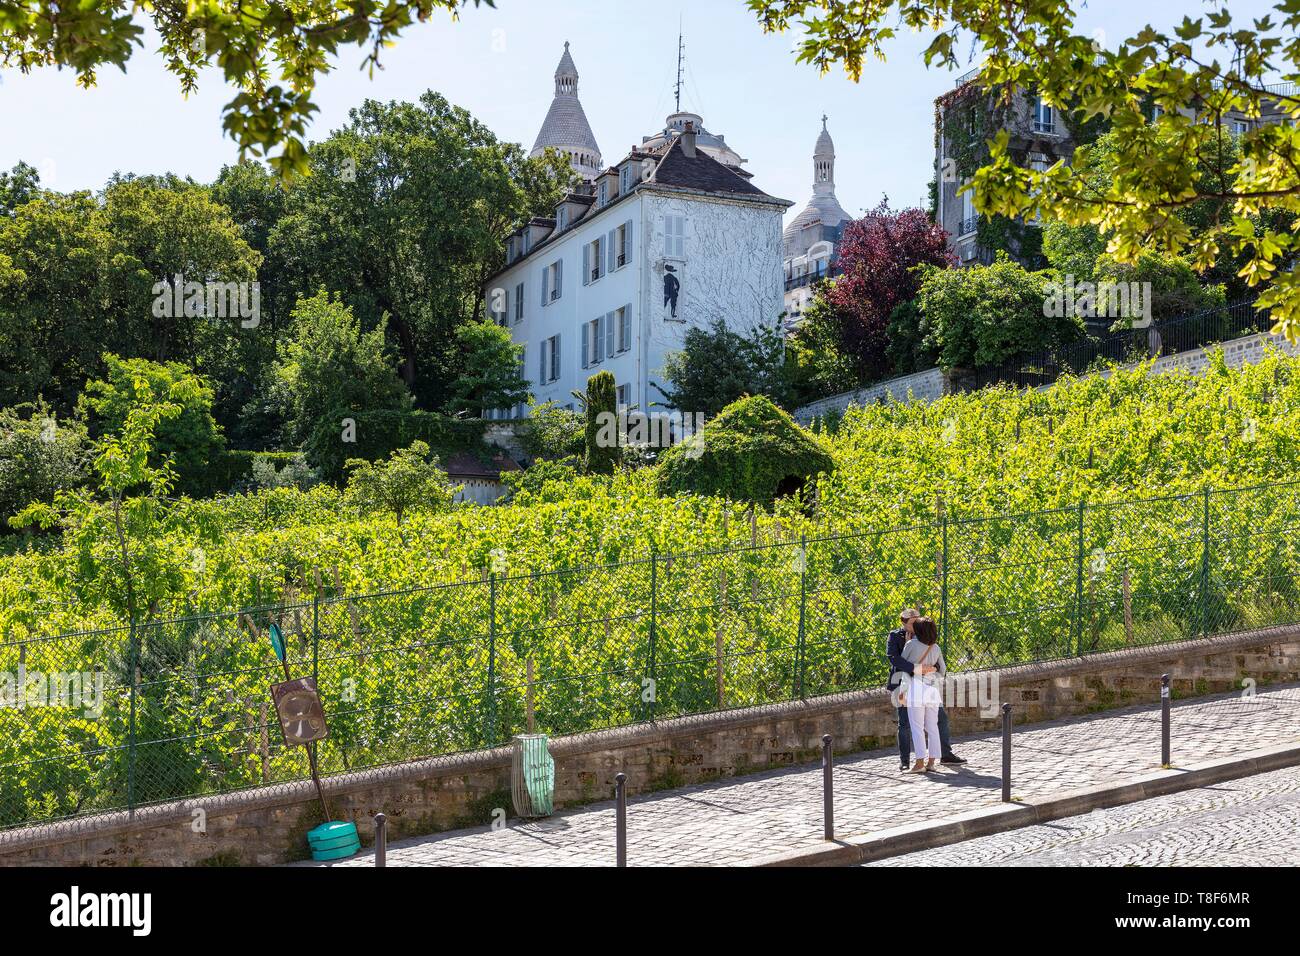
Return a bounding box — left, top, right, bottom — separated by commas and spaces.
3, 479, 1300, 831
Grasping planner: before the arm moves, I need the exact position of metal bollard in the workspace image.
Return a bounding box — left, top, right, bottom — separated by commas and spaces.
374, 812, 387, 868
1001, 703, 1012, 803
1161, 674, 1171, 766
822, 734, 834, 841
615, 772, 627, 867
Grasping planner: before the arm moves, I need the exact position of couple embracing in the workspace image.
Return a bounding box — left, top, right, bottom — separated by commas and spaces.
886, 608, 966, 774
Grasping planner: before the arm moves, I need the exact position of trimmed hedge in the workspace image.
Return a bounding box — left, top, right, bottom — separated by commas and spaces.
655, 395, 835, 507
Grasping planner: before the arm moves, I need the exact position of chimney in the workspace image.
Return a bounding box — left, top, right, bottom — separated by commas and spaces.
681, 121, 697, 158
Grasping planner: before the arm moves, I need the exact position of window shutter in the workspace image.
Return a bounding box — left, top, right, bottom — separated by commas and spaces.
540, 269, 548, 307
582, 245, 590, 286
502, 287, 510, 322
555, 260, 563, 298
607, 230, 617, 271
619, 306, 631, 351
539, 338, 547, 382
553, 333, 560, 379
606, 311, 616, 357
581, 322, 589, 368
624, 220, 634, 262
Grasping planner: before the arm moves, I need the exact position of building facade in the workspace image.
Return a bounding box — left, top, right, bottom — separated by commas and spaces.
484, 44, 792, 420
781, 118, 852, 326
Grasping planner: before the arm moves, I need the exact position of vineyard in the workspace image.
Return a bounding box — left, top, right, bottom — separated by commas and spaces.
3, 348, 1300, 829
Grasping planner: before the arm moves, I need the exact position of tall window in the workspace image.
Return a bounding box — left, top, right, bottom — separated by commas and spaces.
542, 259, 563, 305
1033, 96, 1055, 133
616, 221, 632, 268
514, 282, 524, 323
616, 384, 629, 408
614, 305, 631, 353
538, 334, 560, 383
665, 215, 685, 258
598, 181, 608, 206
584, 236, 605, 284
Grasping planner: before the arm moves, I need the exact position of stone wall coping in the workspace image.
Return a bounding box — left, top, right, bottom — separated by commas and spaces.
3, 623, 1295, 854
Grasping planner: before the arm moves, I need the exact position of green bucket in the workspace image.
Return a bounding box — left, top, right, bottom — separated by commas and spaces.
308, 821, 360, 861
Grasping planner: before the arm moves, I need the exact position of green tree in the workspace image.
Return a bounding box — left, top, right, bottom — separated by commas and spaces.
518, 401, 585, 463
344, 440, 458, 525
915, 254, 1083, 370
0, 162, 39, 216
659, 319, 793, 416
274, 290, 412, 480
267, 93, 573, 406
747, 0, 1300, 341
583, 371, 619, 476
0, 1, 491, 178
446, 321, 530, 416
0, 401, 90, 530
78, 355, 227, 499
786, 297, 863, 402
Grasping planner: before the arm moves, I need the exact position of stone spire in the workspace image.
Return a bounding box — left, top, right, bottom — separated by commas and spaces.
783, 116, 851, 244
531, 41, 603, 181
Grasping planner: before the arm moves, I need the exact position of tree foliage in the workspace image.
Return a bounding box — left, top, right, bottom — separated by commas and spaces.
584, 371, 619, 476
821, 199, 954, 381
747, 0, 1300, 341
446, 321, 530, 415
344, 440, 458, 526
0, 401, 90, 531
659, 318, 793, 416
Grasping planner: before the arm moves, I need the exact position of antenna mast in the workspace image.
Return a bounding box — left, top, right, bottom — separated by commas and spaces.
674, 25, 685, 112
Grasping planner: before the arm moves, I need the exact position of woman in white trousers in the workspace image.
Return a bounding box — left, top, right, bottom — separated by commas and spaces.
902, 617, 946, 773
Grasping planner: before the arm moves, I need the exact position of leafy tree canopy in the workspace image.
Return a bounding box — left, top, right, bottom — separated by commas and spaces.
446, 321, 530, 416
748, 0, 1300, 341
344, 440, 458, 525
0, 1, 492, 178
659, 318, 794, 417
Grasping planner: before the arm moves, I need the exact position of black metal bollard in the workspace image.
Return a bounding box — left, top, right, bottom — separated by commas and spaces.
374, 812, 387, 868
822, 734, 834, 841
1001, 703, 1012, 803
615, 772, 627, 867
1161, 674, 1171, 766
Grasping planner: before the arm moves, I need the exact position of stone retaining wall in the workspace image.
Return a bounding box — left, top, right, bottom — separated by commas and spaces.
3, 625, 1297, 866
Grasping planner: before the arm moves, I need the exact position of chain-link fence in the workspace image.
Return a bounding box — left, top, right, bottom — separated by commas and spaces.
3, 480, 1300, 831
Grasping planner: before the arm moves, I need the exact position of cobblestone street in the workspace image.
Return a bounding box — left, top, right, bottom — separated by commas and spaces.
297, 683, 1300, 867
867, 762, 1300, 866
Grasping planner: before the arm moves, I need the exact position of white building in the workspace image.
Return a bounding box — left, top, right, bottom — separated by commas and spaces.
485, 44, 792, 418
782, 118, 853, 326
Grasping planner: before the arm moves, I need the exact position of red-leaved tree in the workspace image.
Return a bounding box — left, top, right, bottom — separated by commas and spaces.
824, 198, 955, 381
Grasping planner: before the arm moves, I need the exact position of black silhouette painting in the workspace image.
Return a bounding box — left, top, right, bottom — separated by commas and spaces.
663, 264, 680, 319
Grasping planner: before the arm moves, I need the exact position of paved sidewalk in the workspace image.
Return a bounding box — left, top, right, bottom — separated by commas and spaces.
297, 683, 1300, 867
866, 762, 1300, 866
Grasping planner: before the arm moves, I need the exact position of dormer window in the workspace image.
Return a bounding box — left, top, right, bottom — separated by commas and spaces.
620, 164, 633, 194
557, 206, 568, 230
598, 181, 608, 206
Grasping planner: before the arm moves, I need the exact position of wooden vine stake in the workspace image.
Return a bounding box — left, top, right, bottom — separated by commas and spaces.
1122, 568, 1134, 645
715, 626, 726, 710
749, 505, 757, 548
526, 657, 536, 734
259, 700, 271, 783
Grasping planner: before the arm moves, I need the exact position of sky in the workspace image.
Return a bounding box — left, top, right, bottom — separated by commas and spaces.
0, 0, 1283, 229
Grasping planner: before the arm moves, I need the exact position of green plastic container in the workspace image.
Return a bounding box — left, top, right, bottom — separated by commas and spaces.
308, 821, 360, 861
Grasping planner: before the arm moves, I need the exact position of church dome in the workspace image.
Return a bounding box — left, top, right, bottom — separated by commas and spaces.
531, 42, 603, 180
783, 116, 851, 244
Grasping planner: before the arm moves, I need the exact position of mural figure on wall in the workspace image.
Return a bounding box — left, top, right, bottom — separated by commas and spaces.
663, 264, 680, 319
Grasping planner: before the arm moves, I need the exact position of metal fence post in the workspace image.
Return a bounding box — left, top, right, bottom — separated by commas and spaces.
1161, 674, 1171, 766
311, 590, 319, 685
1073, 500, 1086, 657
1001, 703, 1012, 802
374, 812, 387, 867
796, 535, 807, 699
127, 615, 138, 818
615, 772, 627, 867
1199, 488, 1212, 638
647, 551, 658, 723
486, 572, 497, 747
822, 734, 834, 841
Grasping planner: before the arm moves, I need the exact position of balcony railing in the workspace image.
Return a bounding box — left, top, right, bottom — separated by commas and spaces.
784, 264, 839, 292
1032, 119, 1056, 134
958, 215, 980, 237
